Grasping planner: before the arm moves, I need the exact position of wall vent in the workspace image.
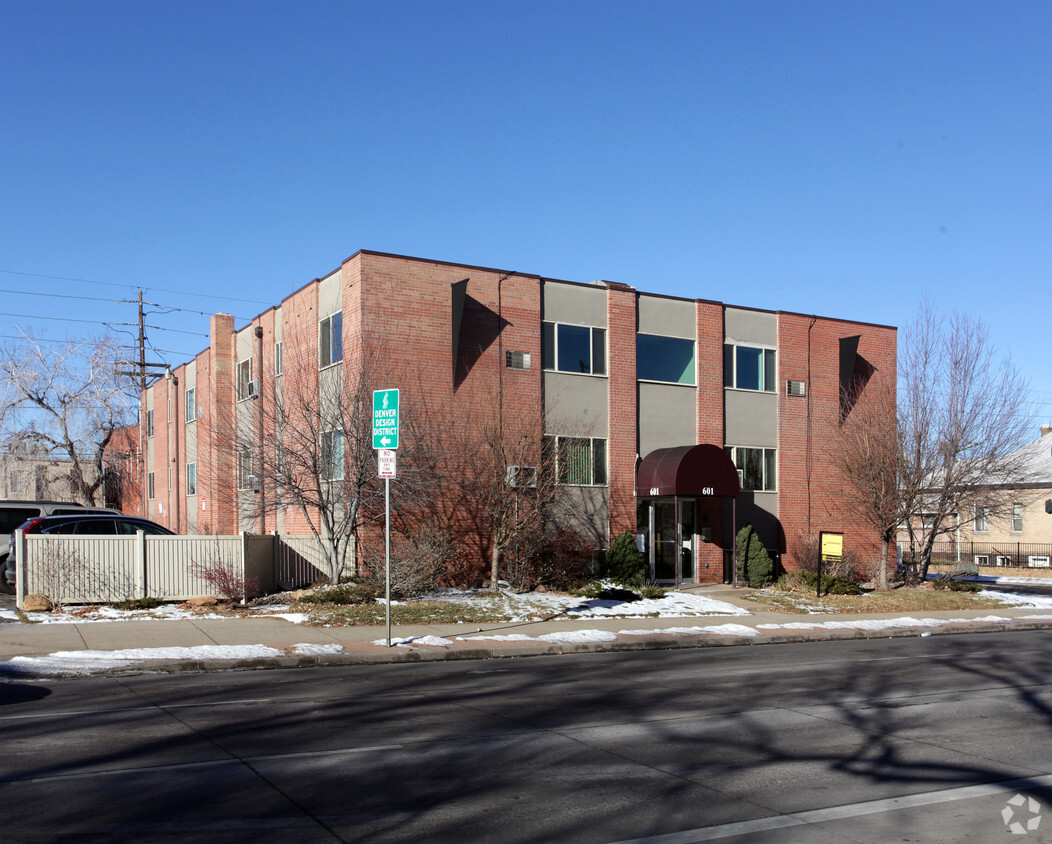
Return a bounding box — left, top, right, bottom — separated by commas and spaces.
786, 380, 807, 397
505, 465, 538, 488
506, 351, 531, 370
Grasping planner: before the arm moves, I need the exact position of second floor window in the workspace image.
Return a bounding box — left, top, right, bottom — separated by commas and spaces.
146, 409, 154, 437
320, 312, 343, 368
238, 451, 254, 490
1012, 503, 1023, 533
237, 359, 253, 400
637, 334, 695, 384
542, 322, 606, 375
275, 341, 283, 376
185, 388, 196, 422
186, 462, 197, 496
147, 472, 155, 499
724, 344, 776, 392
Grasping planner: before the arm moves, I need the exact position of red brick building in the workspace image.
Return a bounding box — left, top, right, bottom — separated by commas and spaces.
135, 250, 896, 584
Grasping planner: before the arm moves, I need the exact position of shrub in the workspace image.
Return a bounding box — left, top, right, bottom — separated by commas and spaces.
114, 596, 163, 611
188, 557, 261, 602
605, 529, 647, 587
638, 584, 667, 599
736, 524, 775, 587
790, 534, 867, 584
296, 581, 381, 605
361, 525, 454, 599
507, 525, 598, 592
932, 575, 981, 592
780, 570, 862, 595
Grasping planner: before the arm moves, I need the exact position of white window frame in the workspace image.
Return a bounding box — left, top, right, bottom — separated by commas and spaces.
236, 359, 253, 401
185, 387, 196, 423
544, 436, 607, 486
146, 409, 154, 437
186, 462, 197, 496
320, 312, 343, 369
974, 504, 989, 533
275, 341, 283, 376
237, 451, 254, 490
147, 472, 155, 500
724, 344, 776, 392
725, 446, 777, 492
1012, 502, 1023, 533
542, 322, 607, 376
321, 430, 345, 481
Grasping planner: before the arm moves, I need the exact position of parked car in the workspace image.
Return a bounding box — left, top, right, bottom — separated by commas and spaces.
3, 513, 173, 591
0, 501, 120, 593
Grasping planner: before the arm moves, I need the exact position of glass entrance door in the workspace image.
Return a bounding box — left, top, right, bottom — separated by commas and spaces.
638, 498, 697, 584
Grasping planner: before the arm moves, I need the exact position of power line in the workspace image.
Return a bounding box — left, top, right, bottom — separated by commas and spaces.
0, 268, 275, 306
0, 312, 208, 337
0, 288, 254, 321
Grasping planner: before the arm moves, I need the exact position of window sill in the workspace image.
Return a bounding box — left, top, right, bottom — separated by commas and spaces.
543, 368, 607, 378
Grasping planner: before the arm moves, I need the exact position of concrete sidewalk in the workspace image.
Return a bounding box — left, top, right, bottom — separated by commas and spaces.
2, 586, 1051, 677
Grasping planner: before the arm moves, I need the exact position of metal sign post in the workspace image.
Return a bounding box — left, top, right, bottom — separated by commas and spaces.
373, 392, 399, 647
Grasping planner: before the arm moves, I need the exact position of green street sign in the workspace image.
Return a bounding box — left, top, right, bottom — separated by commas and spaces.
372, 389, 399, 449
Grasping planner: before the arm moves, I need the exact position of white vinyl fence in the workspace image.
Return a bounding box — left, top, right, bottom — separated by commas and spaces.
13, 531, 352, 609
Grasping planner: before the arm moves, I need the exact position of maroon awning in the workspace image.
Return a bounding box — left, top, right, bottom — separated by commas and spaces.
636, 444, 741, 497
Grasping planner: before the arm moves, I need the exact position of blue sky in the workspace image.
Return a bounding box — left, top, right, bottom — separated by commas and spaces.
2, 0, 1050, 423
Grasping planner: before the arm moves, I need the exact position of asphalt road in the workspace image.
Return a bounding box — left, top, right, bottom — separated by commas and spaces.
1, 631, 1051, 843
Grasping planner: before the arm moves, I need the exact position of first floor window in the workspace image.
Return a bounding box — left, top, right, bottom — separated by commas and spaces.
974, 504, 989, 533
238, 451, 254, 490
147, 472, 155, 499
1012, 503, 1023, 533
186, 462, 197, 496
543, 436, 607, 486
725, 446, 776, 491
321, 430, 345, 480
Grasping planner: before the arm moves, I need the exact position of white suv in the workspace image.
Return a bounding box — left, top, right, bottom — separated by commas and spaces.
0, 500, 119, 593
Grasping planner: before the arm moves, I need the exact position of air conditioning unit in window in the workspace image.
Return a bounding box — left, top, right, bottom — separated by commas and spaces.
247, 380, 259, 399
505, 351, 531, 371
1028, 556, 1050, 568
505, 465, 538, 488
786, 380, 807, 397
995, 555, 1013, 567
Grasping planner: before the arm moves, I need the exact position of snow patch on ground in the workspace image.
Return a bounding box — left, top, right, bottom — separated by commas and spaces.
289, 643, 344, 656
2, 644, 285, 675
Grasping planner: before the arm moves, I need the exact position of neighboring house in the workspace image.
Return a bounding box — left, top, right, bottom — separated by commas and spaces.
0, 445, 75, 501
134, 249, 897, 584
903, 425, 1052, 569
101, 423, 144, 516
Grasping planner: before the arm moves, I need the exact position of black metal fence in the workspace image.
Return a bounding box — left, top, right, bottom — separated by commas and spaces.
903, 540, 1052, 570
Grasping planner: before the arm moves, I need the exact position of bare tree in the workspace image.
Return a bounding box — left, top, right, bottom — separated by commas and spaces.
0, 333, 137, 505
829, 377, 906, 589
218, 328, 443, 586
834, 304, 1035, 584
899, 306, 1036, 579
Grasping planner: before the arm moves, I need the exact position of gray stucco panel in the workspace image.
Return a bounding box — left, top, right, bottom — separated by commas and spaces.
544, 372, 608, 437
724, 390, 778, 447
638, 382, 696, 458
542, 281, 608, 327
725, 307, 776, 346
638, 295, 695, 338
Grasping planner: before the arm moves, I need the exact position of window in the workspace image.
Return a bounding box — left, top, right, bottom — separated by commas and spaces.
320, 312, 343, 368
1012, 503, 1023, 533
637, 334, 695, 384
238, 451, 254, 490
542, 322, 606, 375
275, 341, 283, 376
185, 388, 196, 423
321, 430, 345, 480
147, 472, 155, 500
725, 446, 777, 491
543, 436, 607, 486
974, 504, 989, 533
146, 409, 154, 437
186, 462, 197, 496
724, 344, 776, 392
237, 359, 253, 401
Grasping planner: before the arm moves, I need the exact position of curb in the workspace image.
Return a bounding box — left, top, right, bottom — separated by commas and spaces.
4, 618, 1050, 679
